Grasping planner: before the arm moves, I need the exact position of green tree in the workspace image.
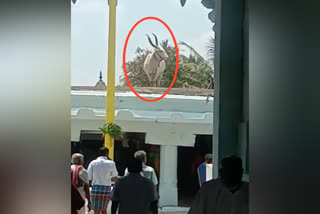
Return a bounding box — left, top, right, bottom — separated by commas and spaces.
178, 41, 214, 89
121, 47, 150, 87
120, 39, 214, 89
206, 36, 215, 67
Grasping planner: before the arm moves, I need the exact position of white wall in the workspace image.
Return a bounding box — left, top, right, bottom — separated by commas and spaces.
71, 118, 213, 146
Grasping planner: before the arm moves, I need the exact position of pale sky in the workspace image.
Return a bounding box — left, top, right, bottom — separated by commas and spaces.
71, 0, 213, 86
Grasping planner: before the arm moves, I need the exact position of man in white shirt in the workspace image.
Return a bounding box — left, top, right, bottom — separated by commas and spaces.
124, 151, 158, 186
197, 153, 213, 187
188, 155, 248, 214
87, 147, 118, 214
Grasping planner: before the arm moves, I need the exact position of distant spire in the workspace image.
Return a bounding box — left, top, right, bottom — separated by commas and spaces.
95, 70, 106, 90
99, 71, 103, 81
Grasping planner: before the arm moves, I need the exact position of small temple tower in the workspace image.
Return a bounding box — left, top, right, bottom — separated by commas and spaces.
94, 71, 107, 90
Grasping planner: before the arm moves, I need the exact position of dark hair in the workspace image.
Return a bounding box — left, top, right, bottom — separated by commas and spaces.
127, 158, 142, 173
221, 155, 242, 170
99, 147, 109, 156
134, 150, 147, 162
220, 155, 243, 187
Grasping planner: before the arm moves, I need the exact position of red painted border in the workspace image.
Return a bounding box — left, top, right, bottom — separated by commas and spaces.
122, 16, 179, 102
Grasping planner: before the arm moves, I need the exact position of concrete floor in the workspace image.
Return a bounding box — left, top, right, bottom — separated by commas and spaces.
87, 209, 188, 214
86, 203, 189, 214
88, 211, 187, 214
87, 210, 187, 214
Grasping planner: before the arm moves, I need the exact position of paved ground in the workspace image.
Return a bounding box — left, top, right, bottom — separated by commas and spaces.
88, 211, 187, 214
87, 209, 188, 214
87, 210, 187, 214
86, 203, 188, 214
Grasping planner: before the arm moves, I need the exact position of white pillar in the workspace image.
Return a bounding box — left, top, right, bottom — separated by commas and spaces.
159, 145, 178, 207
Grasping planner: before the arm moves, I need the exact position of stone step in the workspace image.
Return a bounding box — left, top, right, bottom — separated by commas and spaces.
159, 206, 190, 214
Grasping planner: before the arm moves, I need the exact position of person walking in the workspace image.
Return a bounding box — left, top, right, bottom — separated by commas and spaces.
110, 158, 157, 214
197, 153, 213, 187
124, 150, 159, 213
71, 153, 91, 214
72, 183, 85, 214
87, 147, 118, 214
188, 155, 248, 214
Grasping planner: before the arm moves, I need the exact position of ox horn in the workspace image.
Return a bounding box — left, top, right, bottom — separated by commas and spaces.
152, 33, 158, 46
146, 34, 157, 48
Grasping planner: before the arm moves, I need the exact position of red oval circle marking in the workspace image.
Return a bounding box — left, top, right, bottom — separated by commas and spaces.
122, 16, 179, 102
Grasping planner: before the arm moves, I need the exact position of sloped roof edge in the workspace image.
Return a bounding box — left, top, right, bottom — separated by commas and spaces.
71, 86, 214, 97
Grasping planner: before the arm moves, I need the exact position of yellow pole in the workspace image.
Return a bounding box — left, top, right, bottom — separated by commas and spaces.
105, 0, 117, 160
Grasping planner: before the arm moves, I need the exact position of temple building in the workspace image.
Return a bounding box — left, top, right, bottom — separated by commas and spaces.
71, 72, 214, 208
70, 0, 252, 212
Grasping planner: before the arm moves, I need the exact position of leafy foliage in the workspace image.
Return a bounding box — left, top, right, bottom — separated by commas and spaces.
120, 39, 214, 89
180, 0, 215, 9
99, 123, 123, 139
206, 36, 215, 67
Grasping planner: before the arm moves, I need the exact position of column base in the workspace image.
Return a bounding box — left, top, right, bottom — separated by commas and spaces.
159, 184, 178, 207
